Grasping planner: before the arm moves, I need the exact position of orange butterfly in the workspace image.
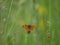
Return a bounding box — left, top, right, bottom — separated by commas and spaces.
23, 24, 36, 34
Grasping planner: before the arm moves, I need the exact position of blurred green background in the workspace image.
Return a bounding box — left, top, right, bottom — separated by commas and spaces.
0, 0, 60, 45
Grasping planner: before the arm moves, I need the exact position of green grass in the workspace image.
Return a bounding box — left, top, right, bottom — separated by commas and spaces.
0, 0, 60, 45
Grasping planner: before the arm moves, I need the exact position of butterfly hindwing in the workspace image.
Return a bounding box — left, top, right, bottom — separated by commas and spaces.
30, 25, 36, 30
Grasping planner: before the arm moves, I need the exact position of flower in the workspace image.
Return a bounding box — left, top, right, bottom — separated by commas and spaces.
37, 6, 47, 14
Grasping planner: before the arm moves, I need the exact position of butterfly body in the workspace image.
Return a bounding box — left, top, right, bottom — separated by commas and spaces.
23, 24, 36, 34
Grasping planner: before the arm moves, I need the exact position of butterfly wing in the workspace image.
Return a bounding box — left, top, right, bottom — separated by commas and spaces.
30, 25, 36, 30
23, 24, 28, 30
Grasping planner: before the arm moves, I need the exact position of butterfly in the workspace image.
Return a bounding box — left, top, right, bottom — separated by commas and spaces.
23, 24, 36, 34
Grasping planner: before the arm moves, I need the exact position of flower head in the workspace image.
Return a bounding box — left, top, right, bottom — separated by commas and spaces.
37, 6, 47, 14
